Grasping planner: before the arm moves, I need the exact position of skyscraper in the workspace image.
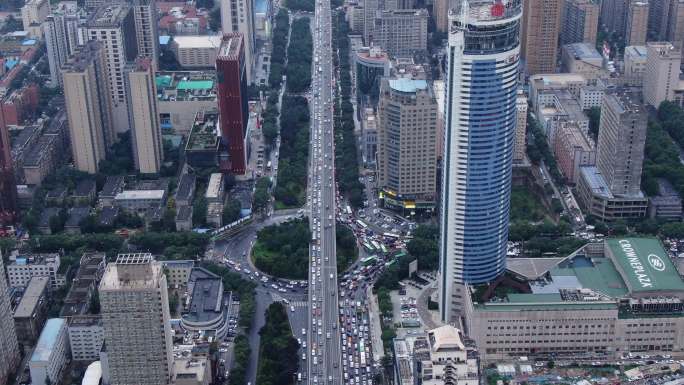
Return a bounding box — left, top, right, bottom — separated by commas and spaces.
126, 57, 163, 174
376, 77, 438, 213
440, 0, 521, 322
600, 0, 628, 37
596, 91, 647, 197
373, 9, 429, 57
216, 33, 248, 175
43, 4, 82, 88
99, 254, 173, 385
0, 253, 20, 385
0, 107, 17, 224
521, 0, 562, 74
561, 0, 599, 46
644, 41, 681, 107
130, 0, 159, 62
220, 0, 255, 83
626, 0, 649, 45
62, 41, 114, 174
86, 5, 138, 133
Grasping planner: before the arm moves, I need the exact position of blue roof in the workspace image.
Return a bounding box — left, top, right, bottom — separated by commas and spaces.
160, 35, 171, 45
22, 39, 37, 46
388, 78, 428, 93
31, 318, 66, 362
255, 0, 268, 13
4, 59, 18, 70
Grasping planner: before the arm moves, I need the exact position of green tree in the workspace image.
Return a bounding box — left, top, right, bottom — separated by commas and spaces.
222, 199, 242, 224
192, 197, 208, 227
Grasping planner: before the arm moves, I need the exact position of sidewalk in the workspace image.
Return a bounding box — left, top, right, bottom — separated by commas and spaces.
366, 285, 385, 363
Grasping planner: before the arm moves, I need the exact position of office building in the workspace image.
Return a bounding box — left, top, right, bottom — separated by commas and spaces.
643, 42, 682, 108
216, 33, 248, 174
130, 0, 159, 61
220, 0, 255, 83
6, 252, 63, 289
43, 4, 83, 88
126, 58, 163, 174
363, 0, 378, 43
99, 254, 174, 385
169, 35, 222, 68
29, 318, 69, 385
648, 0, 671, 39
156, 71, 217, 136
62, 41, 114, 174
596, 91, 647, 196
355, 46, 391, 100
67, 316, 104, 362
601, 0, 628, 37
21, 0, 49, 37
180, 267, 233, 339
0, 108, 17, 224
626, 0, 649, 45
560, 42, 606, 79
440, 0, 521, 322
376, 78, 437, 213
624, 45, 648, 85
466, 238, 684, 363
86, 5, 138, 133
374, 9, 428, 57
13, 276, 49, 347
561, 0, 599, 45
521, 0, 562, 74
577, 91, 648, 220
513, 91, 528, 163
0, 254, 20, 385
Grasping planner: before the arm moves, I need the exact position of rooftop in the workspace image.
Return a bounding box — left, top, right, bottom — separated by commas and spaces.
156, 71, 217, 102
13, 277, 49, 318
31, 318, 66, 362
206, 173, 223, 199
62, 41, 103, 73
217, 33, 242, 60
114, 190, 166, 201
176, 174, 197, 201
74, 179, 96, 197
450, 0, 522, 23
388, 78, 428, 94
184, 267, 226, 323
176, 205, 193, 221
580, 166, 644, 199
87, 5, 130, 28
428, 325, 465, 351
563, 42, 602, 61
606, 238, 684, 293
172, 35, 221, 49
186, 110, 220, 151
100, 254, 163, 291
625, 45, 647, 58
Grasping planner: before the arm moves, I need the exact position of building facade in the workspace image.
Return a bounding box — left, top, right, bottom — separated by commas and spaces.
126, 58, 163, 174
643, 42, 682, 108
625, 0, 649, 45
0, 254, 20, 385
62, 41, 114, 174
521, 0, 562, 74
216, 33, 248, 174
220, 0, 255, 82
130, 0, 159, 61
13, 276, 49, 347
99, 254, 174, 385
0, 106, 18, 224
6, 252, 63, 289
43, 4, 82, 88
513, 91, 528, 163
376, 78, 437, 213
561, 0, 599, 46
440, 0, 521, 322
67, 316, 104, 362
553, 121, 596, 184
373, 9, 428, 58
21, 0, 49, 37
29, 318, 69, 385
169, 35, 222, 68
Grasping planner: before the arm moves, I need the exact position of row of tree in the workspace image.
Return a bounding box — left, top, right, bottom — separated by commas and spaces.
284, 0, 314, 11
201, 262, 257, 328
641, 101, 684, 198
526, 114, 564, 184
128, 231, 210, 260
332, 12, 365, 209
273, 95, 310, 207
336, 223, 358, 272
286, 18, 313, 93
228, 335, 251, 385
269, 10, 290, 89
256, 303, 301, 385
252, 218, 311, 279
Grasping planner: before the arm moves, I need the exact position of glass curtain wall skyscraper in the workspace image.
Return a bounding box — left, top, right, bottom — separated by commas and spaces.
439, 0, 521, 323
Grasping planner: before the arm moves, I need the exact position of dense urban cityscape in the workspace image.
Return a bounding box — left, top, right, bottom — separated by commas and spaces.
0, 0, 684, 384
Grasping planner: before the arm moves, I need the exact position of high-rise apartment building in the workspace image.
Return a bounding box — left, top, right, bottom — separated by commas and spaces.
666, 0, 684, 47
21, 0, 49, 37
374, 9, 428, 57
0, 109, 17, 224
376, 77, 438, 213
86, 5, 138, 133
220, 0, 255, 83
0, 253, 20, 385
596, 91, 647, 197
99, 254, 173, 385
648, 0, 671, 39
600, 0, 628, 37
62, 41, 114, 174
130, 0, 159, 62
43, 4, 82, 88
364, 0, 379, 43
440, 0, 521, 322
626, 0, 649, 45
513, 91, 528, 162
644, 42, 682, 107
126, 58, 163, 174
521, 0, 562, 74
433, 0, 449, 32
216, 33, 248, 175
561, 0, 599, 45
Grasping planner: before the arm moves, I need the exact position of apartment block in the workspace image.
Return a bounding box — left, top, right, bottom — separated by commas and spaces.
626, 0, 649, 45
373, 9, 428, 57
13, 276, 49, 347
126, 58, 163, 174
21, 0, 49, 37
6, 252, 63, 289
514, 92, 528, 163
29, 319, 69, 385
67, 316, 104, 362
643, 42, 682, 108
561, 0, 599, 45
0, 254, 20, 385
521, 0, 563, 74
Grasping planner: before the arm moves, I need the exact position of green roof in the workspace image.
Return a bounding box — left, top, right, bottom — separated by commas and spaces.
507, 293, 563, 303
177, 80, 213, 90
156, 75, 172, 88
605, 238, 684, 293
551, 257, 629, 298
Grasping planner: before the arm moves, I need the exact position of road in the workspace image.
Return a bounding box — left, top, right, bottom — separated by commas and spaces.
306, 0, 342, 382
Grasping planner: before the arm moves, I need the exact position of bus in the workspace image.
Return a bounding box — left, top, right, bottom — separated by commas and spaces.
370, 240, 382, 251
383, 232, 400, 239
363, 242, 375, 253
379, 244, 388, 254
356, 220, 368, 229
345, 205, 352, 215
266, 161, 272, 171
361, 256, 377, 267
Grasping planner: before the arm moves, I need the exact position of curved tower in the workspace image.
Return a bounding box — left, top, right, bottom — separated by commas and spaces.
439, 0, 521, 322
